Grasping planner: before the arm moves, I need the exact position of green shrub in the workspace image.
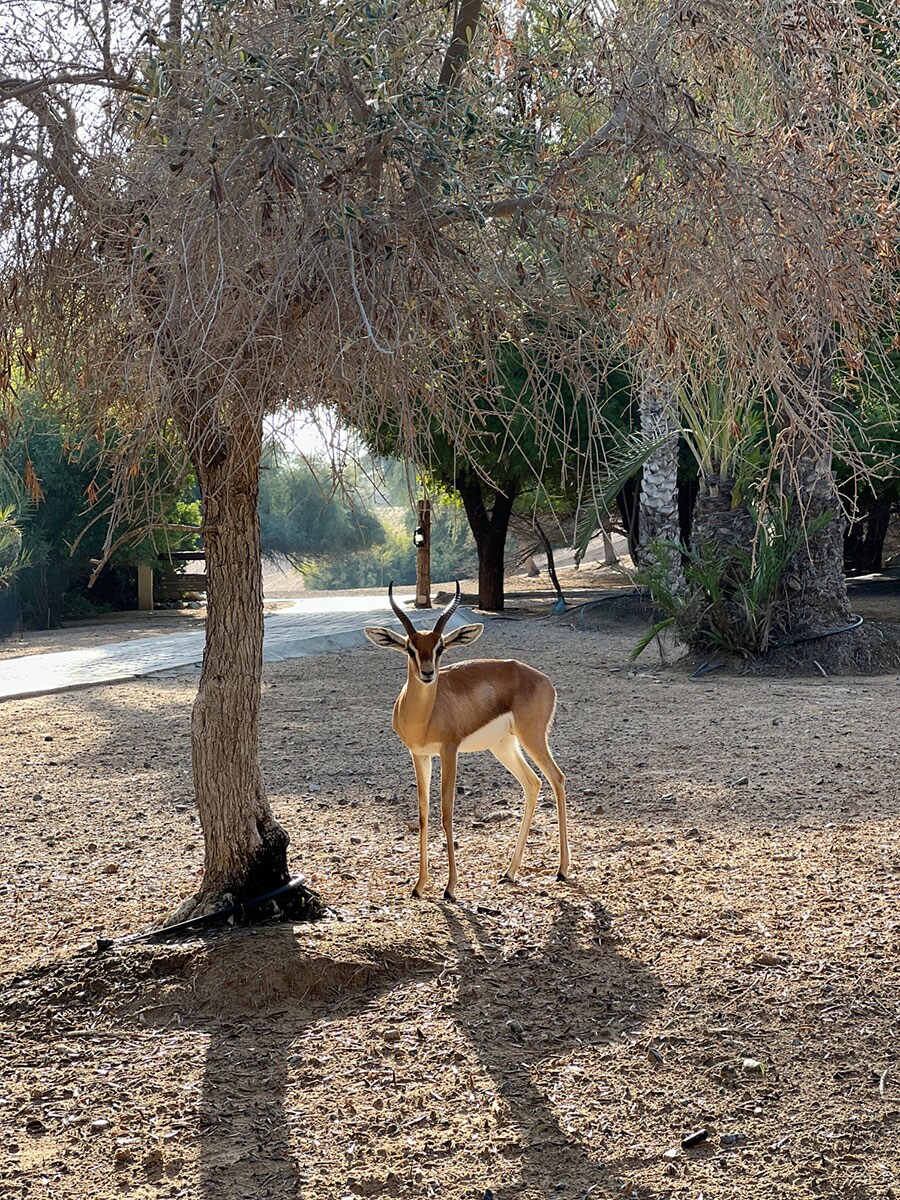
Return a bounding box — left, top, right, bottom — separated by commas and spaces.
0, 507, 27, 589
2, 399, 199, 627
259, 457, 384, 564
634, 508, 832, 659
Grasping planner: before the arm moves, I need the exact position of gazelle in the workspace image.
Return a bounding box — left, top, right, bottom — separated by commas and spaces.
364, 582, 569, 901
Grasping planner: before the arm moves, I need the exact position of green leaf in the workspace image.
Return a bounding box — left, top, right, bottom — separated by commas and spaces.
630, 615, 677, 660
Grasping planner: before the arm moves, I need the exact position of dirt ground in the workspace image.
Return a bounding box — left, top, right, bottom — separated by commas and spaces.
2, 586, 900, 1200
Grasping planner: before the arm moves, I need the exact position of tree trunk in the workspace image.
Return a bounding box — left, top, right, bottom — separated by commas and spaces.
638, 371, 681, 547
785, 471, 851, 633
683, 477, 763, 653
691, 477, 757, 554
637, 368, 684, 593
844, 497, 892, 575
456, 471, 517, 611
616, 476, 641, 562
415, 496, 431, 608
170, 411, 323, 923
783, 347, 852, 635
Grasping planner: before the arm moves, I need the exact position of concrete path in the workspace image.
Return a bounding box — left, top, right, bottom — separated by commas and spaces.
0, 594, 477, 702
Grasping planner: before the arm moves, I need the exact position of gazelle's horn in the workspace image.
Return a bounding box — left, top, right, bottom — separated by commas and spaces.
388, 581, 417, 637
433, 580, 462, 638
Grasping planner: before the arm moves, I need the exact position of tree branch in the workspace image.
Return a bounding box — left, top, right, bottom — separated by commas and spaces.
0, 69, 144, 103
438, 2, 686, 225
168, 0, 183, 43
439, 0, 484, 90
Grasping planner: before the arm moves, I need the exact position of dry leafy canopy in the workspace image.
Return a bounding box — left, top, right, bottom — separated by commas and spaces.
0, 1, 897, 496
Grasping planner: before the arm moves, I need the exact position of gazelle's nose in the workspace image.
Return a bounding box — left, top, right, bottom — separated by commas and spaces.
419, 666, 436, 683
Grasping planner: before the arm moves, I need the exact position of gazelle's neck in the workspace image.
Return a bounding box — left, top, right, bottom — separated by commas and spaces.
396, 661, 440, 740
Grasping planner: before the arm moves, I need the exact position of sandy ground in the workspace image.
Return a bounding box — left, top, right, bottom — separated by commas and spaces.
2, 589, 900, 1200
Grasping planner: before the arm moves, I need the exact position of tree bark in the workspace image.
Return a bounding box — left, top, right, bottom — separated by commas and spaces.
691, 477, 757, 555
636, 367, 685, 591
415, 496, 431, 608
456, 471, 517, 611
638, 371, 681, 547
170, 410, 322, 922
783, 347, 852, 634
616, 476, 641, 562
684, 476, 761, 652
439, 0, 484, 89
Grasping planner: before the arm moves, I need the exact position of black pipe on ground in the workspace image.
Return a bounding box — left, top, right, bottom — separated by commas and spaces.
95, 876, 310, 953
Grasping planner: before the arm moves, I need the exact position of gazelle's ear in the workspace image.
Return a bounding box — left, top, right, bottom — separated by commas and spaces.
364, 626, 408, 651
441, 622, 484, 650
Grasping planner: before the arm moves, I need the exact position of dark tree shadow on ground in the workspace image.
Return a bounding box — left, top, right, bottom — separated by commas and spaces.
189, 920, 437, 1200
189, 897, 662, 1200
1, 893, 662, 1199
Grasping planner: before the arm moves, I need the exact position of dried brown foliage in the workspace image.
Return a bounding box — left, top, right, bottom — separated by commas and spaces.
1, 3, 895, 492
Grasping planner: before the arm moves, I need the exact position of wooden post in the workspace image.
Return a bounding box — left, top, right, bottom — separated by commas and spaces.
137, 564, 154, 612
415, 497, 431, 608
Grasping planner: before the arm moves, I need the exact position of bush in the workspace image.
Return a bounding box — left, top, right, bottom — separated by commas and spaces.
2, 399, 200, 628
259, 457, 384, 564
0, 507, 27, 588
0, 507, 27, 637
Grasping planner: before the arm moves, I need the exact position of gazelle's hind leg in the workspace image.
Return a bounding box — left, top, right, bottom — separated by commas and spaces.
515, 727, 569, 882
491, 735, 541, 882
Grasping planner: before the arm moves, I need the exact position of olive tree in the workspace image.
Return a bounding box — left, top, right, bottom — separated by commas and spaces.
0, 0, 623, 918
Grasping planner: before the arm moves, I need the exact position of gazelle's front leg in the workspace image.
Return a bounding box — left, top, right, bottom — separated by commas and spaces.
439, 745, 460, 901
411, 753, 432, 898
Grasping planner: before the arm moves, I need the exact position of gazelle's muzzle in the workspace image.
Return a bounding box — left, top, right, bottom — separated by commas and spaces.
409, 642, 438, 683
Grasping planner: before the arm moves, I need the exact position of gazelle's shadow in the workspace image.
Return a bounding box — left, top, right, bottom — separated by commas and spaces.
442, 895, 663, 1198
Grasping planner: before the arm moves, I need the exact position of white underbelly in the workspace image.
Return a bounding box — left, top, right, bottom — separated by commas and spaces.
403, 713, 514, 756
458, 712, 513, 753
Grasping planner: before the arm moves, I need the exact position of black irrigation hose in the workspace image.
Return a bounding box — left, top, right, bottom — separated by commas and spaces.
690, 615, 865, 679
95, 876, 309, 953
769, 614, 864, 650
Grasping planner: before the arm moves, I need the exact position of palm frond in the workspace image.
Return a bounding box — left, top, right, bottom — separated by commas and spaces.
630, 616, 677, 661
573, 431, 666, 566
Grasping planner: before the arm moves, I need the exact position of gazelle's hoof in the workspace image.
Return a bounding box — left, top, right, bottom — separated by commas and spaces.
499, 873, 515, 885
442, 889, 456, 903
556, 870, 568, 882
412, 888, 425, 899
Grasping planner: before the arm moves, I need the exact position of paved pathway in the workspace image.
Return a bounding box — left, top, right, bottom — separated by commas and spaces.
0, 594, 477, 702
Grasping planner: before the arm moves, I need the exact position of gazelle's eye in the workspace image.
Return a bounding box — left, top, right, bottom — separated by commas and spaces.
435, 645, 444, 657
407, 646, 416, 659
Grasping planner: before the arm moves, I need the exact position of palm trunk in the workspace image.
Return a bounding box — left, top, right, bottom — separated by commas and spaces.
691, 476, 756, 554
684, 475, 762, 652
637, 367, 684, 590
784, 461, 850, 633
783, 346, 851, 635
